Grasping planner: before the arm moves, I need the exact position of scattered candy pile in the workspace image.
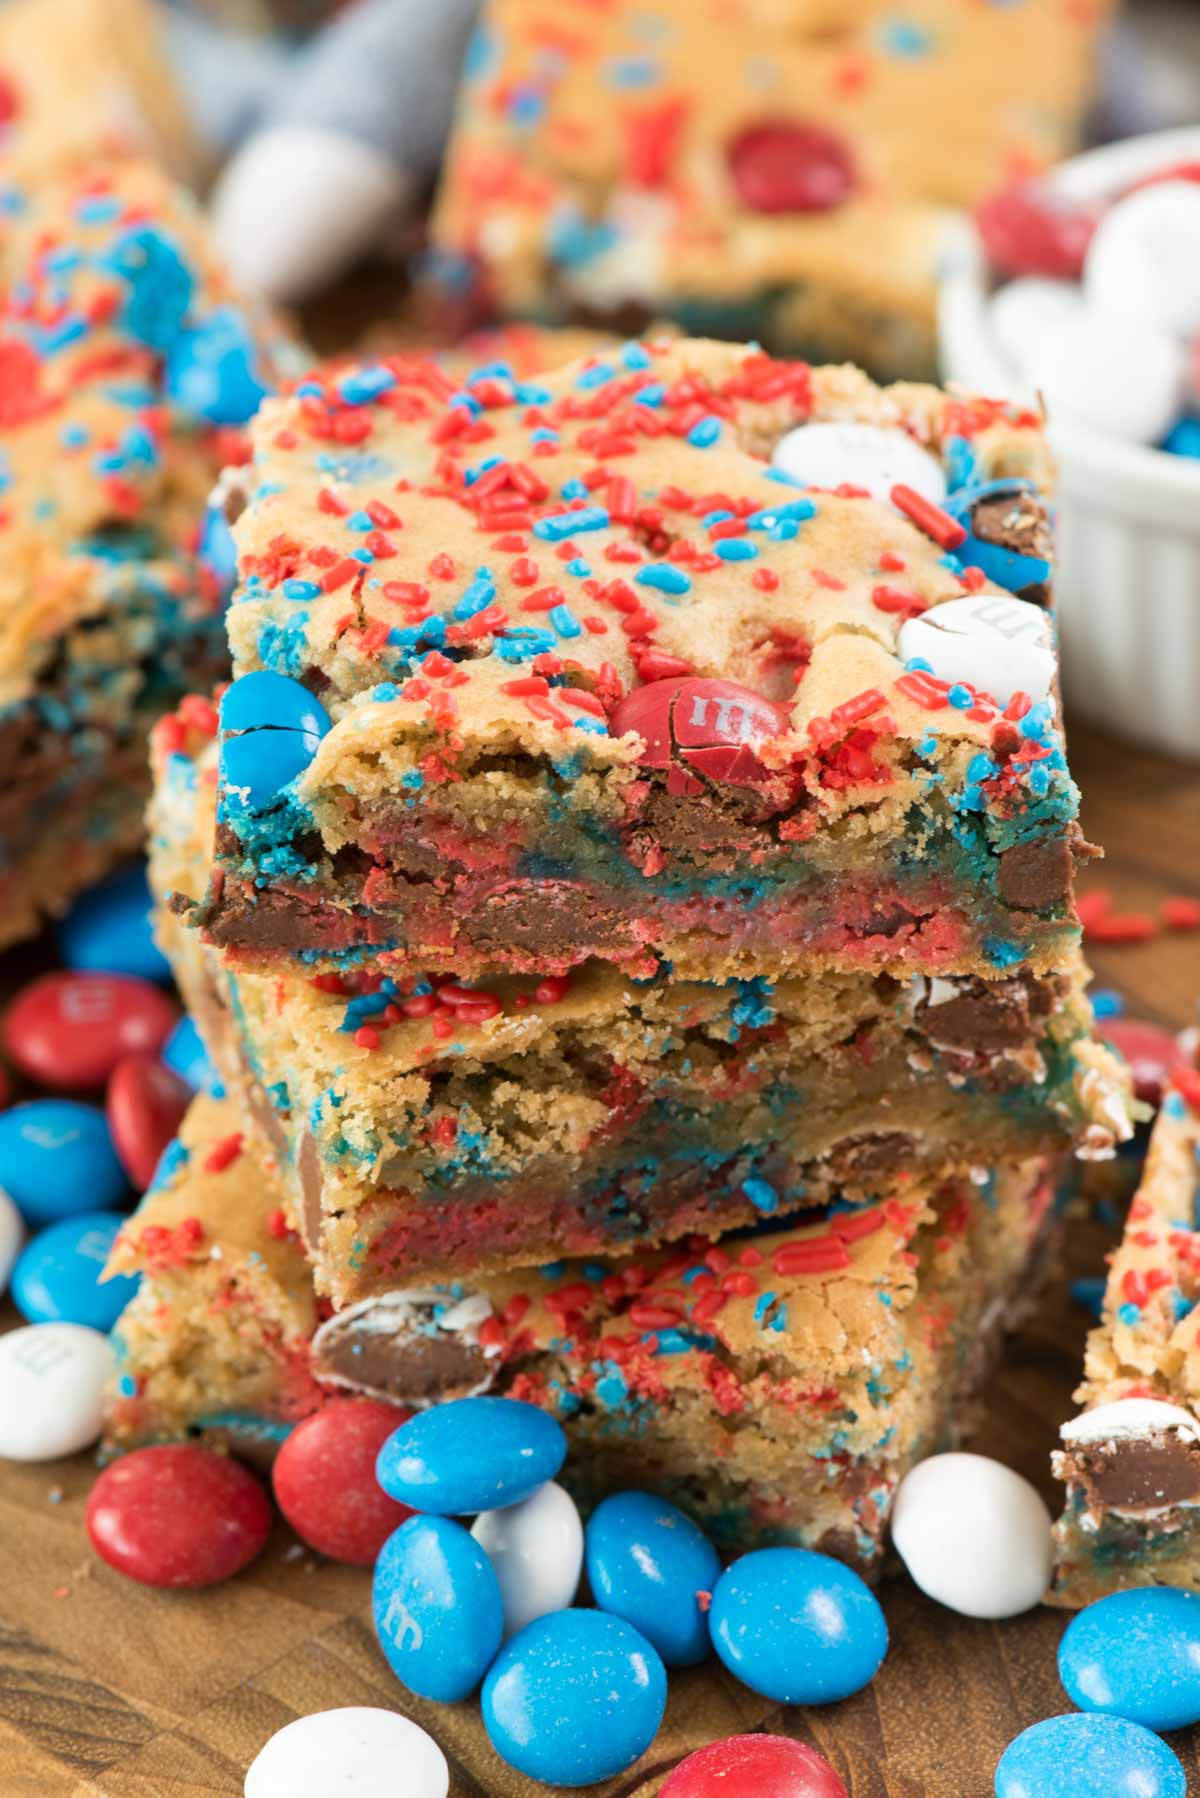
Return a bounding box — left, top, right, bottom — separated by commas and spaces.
0, 858, 1197, 1791
978, 167, 1200, 454
0, 864, 209, 1463
368, 1395, 879, 1786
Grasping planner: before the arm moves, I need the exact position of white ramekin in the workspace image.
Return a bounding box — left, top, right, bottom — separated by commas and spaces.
938, 126, 1200, 762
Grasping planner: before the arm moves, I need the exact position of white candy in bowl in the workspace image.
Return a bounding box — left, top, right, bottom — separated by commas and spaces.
939, 127, 1200, 761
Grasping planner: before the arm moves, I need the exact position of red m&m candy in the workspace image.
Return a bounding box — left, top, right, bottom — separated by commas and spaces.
975, 179, 1099, 281
1103, 1018, 1182, 1105
272, 1398, 413, 1564
611, 677, 790, 793
4, 973, 177, 1090
87, 1444, 272, 1588
660, 1735, 848, 1798
728, 122, 855, 214
106, 1055, 192, 1190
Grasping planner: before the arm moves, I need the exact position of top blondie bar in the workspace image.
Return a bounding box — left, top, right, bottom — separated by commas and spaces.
205, 336, 1082, 983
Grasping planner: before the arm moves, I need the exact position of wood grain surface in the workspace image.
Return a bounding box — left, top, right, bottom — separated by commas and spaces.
0, 724, 1196, 1798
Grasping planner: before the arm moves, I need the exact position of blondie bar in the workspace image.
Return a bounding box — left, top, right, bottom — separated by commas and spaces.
0, 156, 285, 942
0, 0, 200, 189
105, 1092, 326, 1462
1051, 1055, 1200, 1607
151, 703, 1130, 1301
105, 1089, 1060, 1569
425, 0, 1113, 377
203, 338, 1085, 986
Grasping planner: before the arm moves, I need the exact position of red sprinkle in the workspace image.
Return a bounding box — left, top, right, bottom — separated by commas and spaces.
1162, 897, 1200, 932
204, 1132, 244, 1175
1172, 1064, 1200, 1113
890, 484, 967, 550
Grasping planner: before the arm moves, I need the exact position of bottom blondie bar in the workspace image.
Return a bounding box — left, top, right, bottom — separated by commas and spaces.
1051, 1056, 1200, 1606
107, 1093, 1059, 1569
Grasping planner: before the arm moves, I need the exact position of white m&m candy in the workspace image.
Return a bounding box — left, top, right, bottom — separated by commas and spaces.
1028, 308, 1186, 446
471, 1480, 584, 1638
0, 1186, 23, 1295
988, 278, 1084, 377
771, 422, 946, 507
890, 1452, 1053, 1618
898, 593, 1056, 708
0, 1323, 111, 1460
245, 1708, 448, 1798
1085, 181, 1200, 342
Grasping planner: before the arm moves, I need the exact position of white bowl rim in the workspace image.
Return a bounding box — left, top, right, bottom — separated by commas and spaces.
938, 124, 1200, 496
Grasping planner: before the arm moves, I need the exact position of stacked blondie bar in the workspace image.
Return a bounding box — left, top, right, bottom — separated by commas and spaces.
117, 334, 1131, 1564
0, 154, 285, 942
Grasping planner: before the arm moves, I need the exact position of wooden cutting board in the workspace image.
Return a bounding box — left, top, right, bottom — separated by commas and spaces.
1, 725, 1197, 1798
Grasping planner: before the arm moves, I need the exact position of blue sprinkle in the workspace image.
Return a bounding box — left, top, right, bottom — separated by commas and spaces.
636, 563, 691, 596
560, 479, 589, 501
753, 1291, 779, 1325
878, 18, 935, 57
595, 1364, 629, 1409
621, 342, 653, 370
1116, 1301, 1142, 1326
576, 363, 615, 390
742, 1176, 779, 1215
281, 579, 321, 602
74, 195, 124, 224
549, 605, 582, 639
338, 365, 397, 406
453, 568, 497, 621
634, 383, 666, 408
347, 510, 374, 530
1091, 989, 1124, 1021
533, 506, 609, 541
747, 498, 817, 529
687, 415, 722, 449
947, 684, 974, 709
715, 538, 759, 562
564, 558, 591, 578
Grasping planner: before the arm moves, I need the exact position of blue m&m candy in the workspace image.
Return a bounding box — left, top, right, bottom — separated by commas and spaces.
482, 1609, 666, 1787
164, 306, 269, 426
1059, 1586, 1200, 1732
219, 673, 333, 812
219, 672, 332, 741
57, 864, 170, 983
11, 1212, 138, 1330
372, 1514, 503, 1702
996, 1714, 1185, 1798
708, 1547, 888, 1705
376, 1396, 566, 1516
0, 1102, 127, 1226
586, 1490, 721, 1666
161, 1017, 217, 1093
